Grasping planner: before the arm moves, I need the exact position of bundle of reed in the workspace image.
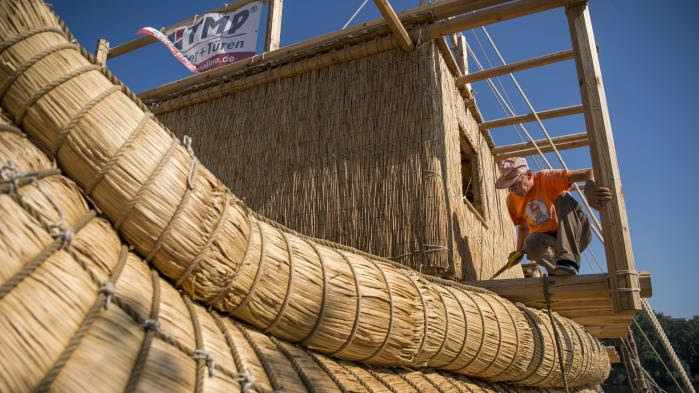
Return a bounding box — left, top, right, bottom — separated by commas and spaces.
0, 126, 603, 393
0, 0, 609, 387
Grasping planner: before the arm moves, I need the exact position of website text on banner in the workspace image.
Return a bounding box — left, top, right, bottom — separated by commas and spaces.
138, 1, 262, 73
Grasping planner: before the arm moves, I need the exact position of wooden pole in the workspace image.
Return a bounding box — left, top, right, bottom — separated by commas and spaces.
456, 49, 575, 85
264, 0, 283, 52
566, 3, 641, 312
427, 0, 573, 38
479, 104, 584, 130
94, 38, 109, 66
493, 132, 589, 159
374, 0, 414, 51
605, 346, 621, 363
455, 34, 469, 76
107, 0, 260, 59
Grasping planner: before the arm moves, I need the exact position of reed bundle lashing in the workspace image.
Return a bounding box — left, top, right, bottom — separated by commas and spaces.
0, 0, 609, 388
0, 123, 605, 393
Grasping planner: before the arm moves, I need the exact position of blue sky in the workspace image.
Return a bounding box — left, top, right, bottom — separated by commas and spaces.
52, 1, 699, 318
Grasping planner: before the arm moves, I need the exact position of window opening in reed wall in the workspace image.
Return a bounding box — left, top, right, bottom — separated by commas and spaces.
460, 127, 484, 217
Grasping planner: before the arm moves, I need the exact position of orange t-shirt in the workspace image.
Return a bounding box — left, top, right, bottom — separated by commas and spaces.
506, 170, 572, 233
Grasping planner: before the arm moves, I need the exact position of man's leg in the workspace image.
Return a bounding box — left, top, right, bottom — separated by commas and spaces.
553, 192, 591, 274
524, 232, 557, 275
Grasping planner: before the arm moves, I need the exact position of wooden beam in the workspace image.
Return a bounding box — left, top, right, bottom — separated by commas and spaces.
492, 132, 589, 159
107, 0, 260, 59
436, 36, 461, 77
427, 0, 575, 38
139, 0, 510, 101
479, 104, 584, 130
567, 3, 641, 312
95, 38, 109, 65
456, 49, 575, 85
455, 34, 469, 76
606, 346, 621, 363
463, 271, 651, 310
374, 0, 413, 52
264, 0, 283, 52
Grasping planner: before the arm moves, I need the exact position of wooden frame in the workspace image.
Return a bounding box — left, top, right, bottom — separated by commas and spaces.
463, 272, 652, 338
456, 49, 575, 85
94, 38, 109, 65
493, 132, 589, 160
479, 104, 584, 130
566, 3, 641, 312
138, 0, 563, 101
264, 0, 283, 52
373, 0, 413, 52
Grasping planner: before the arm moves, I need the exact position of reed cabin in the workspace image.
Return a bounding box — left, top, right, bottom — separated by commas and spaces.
99, 0, 651, 340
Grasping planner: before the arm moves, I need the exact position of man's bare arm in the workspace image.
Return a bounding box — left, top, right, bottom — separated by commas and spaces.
566, 168, 612, 209
516, 221, 529, 252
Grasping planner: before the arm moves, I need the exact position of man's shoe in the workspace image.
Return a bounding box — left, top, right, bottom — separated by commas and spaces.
554, 260, 578, 276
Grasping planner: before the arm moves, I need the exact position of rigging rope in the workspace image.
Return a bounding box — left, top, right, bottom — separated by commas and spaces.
466, 27, 693, 393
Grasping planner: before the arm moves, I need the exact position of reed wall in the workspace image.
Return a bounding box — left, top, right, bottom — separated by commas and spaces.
434, 49, 521, 280
158, 41, 516, 280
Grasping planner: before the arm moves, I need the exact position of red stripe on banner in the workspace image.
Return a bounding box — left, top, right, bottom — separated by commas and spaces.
137, 27, 199, 74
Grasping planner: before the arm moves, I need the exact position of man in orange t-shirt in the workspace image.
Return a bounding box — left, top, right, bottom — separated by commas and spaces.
495, 157, 612, 276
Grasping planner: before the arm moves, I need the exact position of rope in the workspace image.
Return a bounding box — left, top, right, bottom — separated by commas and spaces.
175, 191, 228, 289
231, 320, 285, 392
453, 290, 487, 374
268, 336, 316, 393
205, 212, 257, 307
478, 27, 606, 239
84, 113, 153, 195
0, 210, 95, 300
263, 228, 296, 333
299, 241, 331, 346
0, 123, 23, 135
113, 136, 178, 230
472, 291, 504, 376
50, 85, 121, 158
15, 64, 100, 126
543, 275, 570, 393
0, 26, 67, 55
183, 295, 216, 393
488, 296, 521, 379
0, 42, 77, 102
230, 219, 268, 315
33, 245, 129, 393
641, 299, 695, 393
441, 287, 470, 370
465, 36, 605, 244
358, 258, 395, 363
395, 371, 425, 393
337, 362, 377, 393
211, 312, 254, 393
365, 368, 400, 393
632, 318, 687, 393
303, 351, 350, 393
0, 168, 60, 193
327, 250, 362, 356
124, 269, 162, 393
143, 140, 198, 262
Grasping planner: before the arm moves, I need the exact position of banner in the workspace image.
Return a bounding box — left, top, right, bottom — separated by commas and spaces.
139, 1, 262, 73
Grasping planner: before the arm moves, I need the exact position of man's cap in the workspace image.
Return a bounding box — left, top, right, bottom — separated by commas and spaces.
495, 157, 529, 189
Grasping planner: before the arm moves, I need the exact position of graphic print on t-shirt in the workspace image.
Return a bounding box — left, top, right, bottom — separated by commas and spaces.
525, 200, 551, 226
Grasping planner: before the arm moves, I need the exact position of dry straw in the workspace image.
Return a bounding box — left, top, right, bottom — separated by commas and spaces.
0, 126, 604, 393
0, 0, 608, 387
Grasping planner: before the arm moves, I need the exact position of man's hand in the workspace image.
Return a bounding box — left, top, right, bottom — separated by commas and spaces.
584, 180, 612, 210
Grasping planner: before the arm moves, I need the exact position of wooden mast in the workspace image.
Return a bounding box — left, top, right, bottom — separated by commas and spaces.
566, 2, 641, 312
264, 0, 283, 52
